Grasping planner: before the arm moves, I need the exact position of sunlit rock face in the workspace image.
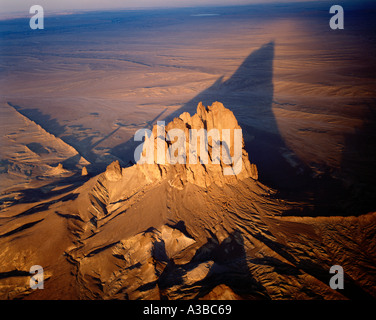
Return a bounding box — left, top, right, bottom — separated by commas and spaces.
136, 102, 258, 189
104, 160, 122, 182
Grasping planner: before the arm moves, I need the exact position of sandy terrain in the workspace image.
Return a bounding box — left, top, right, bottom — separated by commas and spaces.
0, 3, 375, 299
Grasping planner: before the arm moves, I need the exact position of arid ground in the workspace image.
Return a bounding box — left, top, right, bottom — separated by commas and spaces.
0, 2, 375, 299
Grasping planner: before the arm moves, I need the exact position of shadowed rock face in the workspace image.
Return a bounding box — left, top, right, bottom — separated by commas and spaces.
0, 102, 375, 300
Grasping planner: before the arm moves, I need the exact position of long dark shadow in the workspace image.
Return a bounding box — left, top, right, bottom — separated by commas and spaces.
111, 42, 372, 217
111, 41, 308, 191
340, 103, 376, 215
10, 42, 371, 217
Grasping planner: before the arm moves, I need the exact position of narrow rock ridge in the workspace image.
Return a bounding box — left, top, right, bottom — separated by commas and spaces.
135, 102, 258, 188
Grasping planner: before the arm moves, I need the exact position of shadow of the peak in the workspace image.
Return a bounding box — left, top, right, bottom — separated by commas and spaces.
164, 41, 276, 124
112, 42, 373, 217
111, 41, 310, 191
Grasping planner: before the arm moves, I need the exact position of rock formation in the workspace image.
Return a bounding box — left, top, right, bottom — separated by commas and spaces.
46, 162, 70, 176
81, 166, 88, 176
104, 160, 122, 182
0, 102, 375, 300
137, 102, 258, 189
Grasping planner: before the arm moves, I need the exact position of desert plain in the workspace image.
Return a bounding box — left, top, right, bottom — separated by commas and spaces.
0, 2, 375, 300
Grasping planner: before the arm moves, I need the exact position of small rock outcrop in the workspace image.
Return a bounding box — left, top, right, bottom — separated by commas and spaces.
81, 166, 88, 176
47, 162, 70, 176
104, 160, 122, 182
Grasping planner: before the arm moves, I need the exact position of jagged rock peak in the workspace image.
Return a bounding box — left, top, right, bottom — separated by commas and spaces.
137, 101, 258, 188
177, 101, 240, 132
105, 160, 122, 182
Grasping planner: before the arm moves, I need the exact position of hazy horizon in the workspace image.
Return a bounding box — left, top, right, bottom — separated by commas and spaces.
0, 0, 365, 17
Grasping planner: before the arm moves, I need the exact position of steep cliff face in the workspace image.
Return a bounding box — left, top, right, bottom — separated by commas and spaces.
137, 102, 258, 189
0, 102, 375, 300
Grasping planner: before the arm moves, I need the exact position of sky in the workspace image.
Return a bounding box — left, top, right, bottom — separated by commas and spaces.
1, 0, 324, 14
